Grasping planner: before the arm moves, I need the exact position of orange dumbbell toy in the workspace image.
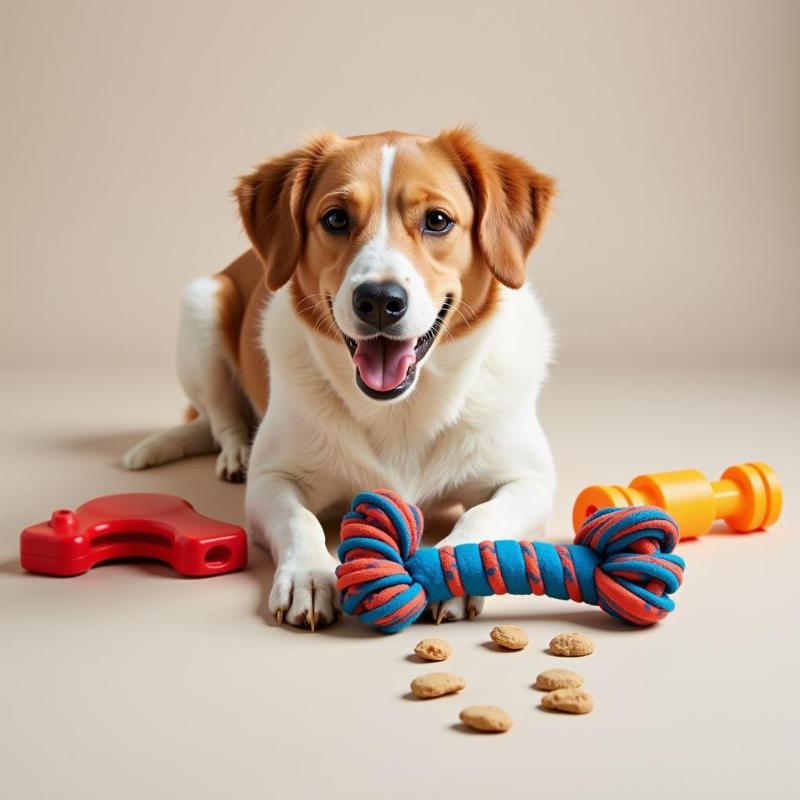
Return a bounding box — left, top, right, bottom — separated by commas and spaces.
572, 462, 782, 539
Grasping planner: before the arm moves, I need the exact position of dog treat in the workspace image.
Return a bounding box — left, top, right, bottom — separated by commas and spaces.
414, 638, 452, 661
410, 672, 466, 699
489, 625, 529, 651
541, 688, 594, 714
459, 705, 513, 733
534, 668, 584, 691
549, 632, 594, 657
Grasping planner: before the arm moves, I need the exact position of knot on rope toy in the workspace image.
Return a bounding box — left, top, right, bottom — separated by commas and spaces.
336, 490, 685, 634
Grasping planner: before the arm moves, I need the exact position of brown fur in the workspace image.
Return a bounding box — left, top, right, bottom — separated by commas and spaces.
433, 127, 556, 290
222, 129, 555, 417
214, 272, 244, 366
235, 132, 340, 292
216, 249, 270, 414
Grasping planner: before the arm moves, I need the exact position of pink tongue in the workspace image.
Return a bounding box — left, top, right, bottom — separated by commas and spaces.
353, 338, 416, 392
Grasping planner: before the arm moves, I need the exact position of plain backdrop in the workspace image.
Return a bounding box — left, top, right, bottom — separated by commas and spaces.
2, 0, 799, 368
2, 4, 799, 800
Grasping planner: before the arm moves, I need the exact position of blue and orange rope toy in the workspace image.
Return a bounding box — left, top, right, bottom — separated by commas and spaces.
336, 490, 685, 634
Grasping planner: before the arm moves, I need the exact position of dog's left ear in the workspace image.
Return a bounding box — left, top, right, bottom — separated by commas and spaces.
235, 131, 340, 291
435, 127, 556, 289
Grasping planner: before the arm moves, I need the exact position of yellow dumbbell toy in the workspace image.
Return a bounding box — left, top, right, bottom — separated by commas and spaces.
572, 462, 782, 539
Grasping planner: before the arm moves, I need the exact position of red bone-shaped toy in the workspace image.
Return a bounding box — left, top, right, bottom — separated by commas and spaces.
20, 494, 247, 577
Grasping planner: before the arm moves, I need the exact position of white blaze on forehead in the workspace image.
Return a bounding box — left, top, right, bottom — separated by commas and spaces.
377, 143, 396, 243
331, 142, 439, 339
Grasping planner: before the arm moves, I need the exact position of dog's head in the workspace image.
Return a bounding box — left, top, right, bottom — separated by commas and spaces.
236, 129, 555, 402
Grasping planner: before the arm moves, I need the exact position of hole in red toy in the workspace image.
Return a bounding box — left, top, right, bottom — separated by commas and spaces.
585, 505, 598, 518
91, 532, 172, 549
204, 545, 231, 566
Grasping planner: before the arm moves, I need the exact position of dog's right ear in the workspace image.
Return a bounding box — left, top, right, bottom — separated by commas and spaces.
434, 127, 556, 290
235, 132, 339, 291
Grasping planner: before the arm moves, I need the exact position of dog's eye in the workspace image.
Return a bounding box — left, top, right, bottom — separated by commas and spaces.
321, 207, 349, 234
423, 209, 453, 235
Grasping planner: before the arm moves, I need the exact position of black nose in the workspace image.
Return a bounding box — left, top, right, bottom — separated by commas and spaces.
352, 282, 408, 330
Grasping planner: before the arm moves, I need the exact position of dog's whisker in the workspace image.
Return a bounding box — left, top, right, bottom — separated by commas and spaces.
314, 312, 342, 339
312, 315, 332, 334
296, 293, 336, 316
297, 297, 331, 314
450, 305, 473, 330
455, 300, 479, 326
457, 298, 479, 315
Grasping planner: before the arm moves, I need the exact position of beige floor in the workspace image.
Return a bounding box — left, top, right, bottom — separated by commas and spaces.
1, 360, 798, 800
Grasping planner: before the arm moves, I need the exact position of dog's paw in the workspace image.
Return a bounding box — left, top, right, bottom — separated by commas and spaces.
122, 434, 181, 470
216, 441, 250, 483
429, 595, 485, 624
269, 556, 340, 630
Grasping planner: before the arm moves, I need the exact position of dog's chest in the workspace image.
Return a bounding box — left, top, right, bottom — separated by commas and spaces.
364, 427, 444, 497
287, 285, 548, 508
330, 402, 490, 507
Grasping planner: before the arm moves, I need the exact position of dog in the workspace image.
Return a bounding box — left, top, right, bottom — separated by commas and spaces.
123, 128, 557, 629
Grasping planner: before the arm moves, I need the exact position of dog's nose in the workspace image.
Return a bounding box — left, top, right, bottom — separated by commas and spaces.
352, 282, 408, 330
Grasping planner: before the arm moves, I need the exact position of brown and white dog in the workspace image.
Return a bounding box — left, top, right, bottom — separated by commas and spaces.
124, 128, 557, 629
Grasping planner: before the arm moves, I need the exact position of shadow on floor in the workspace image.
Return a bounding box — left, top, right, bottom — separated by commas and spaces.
49, 430, 156, 459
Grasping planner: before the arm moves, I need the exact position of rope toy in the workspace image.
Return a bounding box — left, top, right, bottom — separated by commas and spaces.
336, 490, 685, 634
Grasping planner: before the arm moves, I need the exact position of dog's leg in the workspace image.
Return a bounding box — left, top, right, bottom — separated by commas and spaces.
122, 416, 216, 470
177, 276, 253, 481
246, 471, 339, 630
123, 276, 253, 481
432, 476, 555, 622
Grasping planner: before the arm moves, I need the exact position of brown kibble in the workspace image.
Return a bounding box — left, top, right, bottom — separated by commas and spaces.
459, 705, 513, 732
541, 688, 594, 714
548, 632, 594, 657
534, 668, 584, 691
414, 638, 452, 662
410, 672, 466, 699
489, 625, 529, 651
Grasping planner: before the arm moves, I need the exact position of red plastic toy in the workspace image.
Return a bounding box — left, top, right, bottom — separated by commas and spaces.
19, 494, 247, 577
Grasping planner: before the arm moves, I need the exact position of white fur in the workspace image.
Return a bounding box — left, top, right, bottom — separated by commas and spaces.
123, 276, 252, 481
332, 144, 438, 342
246, 282, 555, 627
125, 153, 556, 629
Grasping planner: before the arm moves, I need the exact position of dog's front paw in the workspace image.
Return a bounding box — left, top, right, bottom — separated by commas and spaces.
430, 595, 485, 624
431, 529, 487, 623
269, 555, 340, 631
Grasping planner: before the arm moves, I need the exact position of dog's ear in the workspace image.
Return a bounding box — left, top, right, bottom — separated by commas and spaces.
235, 132, 339, 291
435, 127, 556, 289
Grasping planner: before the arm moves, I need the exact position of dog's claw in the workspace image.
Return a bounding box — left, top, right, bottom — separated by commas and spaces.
435, 605, 453, 625
430, 595, 484, 622
298, 610, 321, 632
268, 561, 338, 629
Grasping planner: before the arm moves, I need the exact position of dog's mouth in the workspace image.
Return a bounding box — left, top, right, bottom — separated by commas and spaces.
341, 296, 452, 400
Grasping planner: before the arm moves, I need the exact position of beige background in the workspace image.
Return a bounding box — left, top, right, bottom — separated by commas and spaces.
1, 0, 799, 367
1, 2, 799, 800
